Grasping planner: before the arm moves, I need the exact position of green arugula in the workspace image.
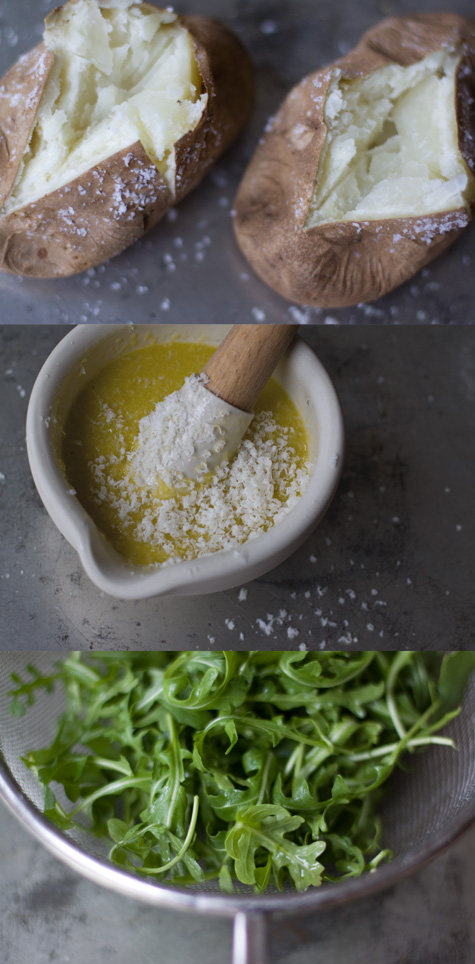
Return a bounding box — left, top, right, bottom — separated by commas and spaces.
10, 651, 474, 893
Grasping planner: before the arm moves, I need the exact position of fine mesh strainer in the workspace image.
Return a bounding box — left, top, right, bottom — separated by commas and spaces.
1, 653, 474, 964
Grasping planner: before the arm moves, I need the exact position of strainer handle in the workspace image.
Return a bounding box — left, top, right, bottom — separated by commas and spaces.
232, 912, 268, 964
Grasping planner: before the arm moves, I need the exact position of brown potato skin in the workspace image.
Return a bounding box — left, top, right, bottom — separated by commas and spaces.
0, 7, 254, 278
234, 13, 475, 308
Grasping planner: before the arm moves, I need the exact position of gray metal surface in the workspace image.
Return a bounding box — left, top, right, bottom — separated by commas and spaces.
1, 799, 474, 964
1, 324, 474, 649
0, 0, 474, 327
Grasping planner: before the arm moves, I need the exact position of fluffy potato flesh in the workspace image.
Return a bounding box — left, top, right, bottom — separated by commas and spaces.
307, 47, 475, 226
2, 0, 207, 214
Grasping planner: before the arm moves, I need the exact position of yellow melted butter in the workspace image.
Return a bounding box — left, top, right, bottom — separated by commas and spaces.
63, 341, 310, 567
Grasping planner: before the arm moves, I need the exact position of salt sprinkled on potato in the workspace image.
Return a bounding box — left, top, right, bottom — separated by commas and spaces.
0, 0, 253, 277
234, 14, 475, 307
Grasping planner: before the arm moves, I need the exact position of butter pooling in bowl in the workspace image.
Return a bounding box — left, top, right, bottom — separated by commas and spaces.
26, 324, 345, 599
62, 338, 313, 568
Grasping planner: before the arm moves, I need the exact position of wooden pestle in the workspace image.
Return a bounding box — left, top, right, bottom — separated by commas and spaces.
202, 324, 299, 412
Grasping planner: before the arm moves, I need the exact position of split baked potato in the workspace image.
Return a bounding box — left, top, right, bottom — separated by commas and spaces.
234, 14, 475, 307
0, 0, 253, 278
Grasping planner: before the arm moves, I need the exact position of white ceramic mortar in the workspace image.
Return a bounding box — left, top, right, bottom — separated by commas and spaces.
26, 324, 344, 599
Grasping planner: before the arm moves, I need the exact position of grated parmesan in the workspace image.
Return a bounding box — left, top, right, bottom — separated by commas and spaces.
91, 410, 310, 564
62, 341, 312, 568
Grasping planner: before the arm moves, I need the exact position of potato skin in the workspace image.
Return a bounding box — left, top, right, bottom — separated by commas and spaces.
234, 14, 475, 308
0, 7, 254, 278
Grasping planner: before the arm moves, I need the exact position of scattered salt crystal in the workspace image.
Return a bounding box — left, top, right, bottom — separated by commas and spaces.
256, 616, 275, 637
251, 307, 266, 322
338, 631, 353, 645
260, 20, 279, 34
288, 306, 311, 324
5, 27, 18, 46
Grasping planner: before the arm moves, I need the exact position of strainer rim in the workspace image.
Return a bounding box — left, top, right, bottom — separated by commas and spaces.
1, 756, 474, 920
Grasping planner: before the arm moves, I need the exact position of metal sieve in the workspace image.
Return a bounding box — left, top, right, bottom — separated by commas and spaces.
1, 653, 474, 964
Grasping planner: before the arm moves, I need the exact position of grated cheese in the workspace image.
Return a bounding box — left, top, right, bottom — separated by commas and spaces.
91, 409, 311, 564
62, 340, 312, 568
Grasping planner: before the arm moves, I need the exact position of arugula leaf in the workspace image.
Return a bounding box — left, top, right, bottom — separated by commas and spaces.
225, 805, 326, 890
438, 652, 475, 711
10, 651, 473, 893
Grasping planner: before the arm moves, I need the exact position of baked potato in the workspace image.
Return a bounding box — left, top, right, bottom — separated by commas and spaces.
234, 14, 475, 308
0, 0, 253, 278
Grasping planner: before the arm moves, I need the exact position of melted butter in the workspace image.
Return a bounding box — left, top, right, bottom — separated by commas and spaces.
62, 341, 310, 567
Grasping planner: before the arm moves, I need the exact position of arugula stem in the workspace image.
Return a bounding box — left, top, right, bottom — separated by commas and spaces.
344, 735, 454, 763
386, 651, 414, 738
257, 753, 273, 805
139, 795, 200, 875
69, 777, 151, 817
165, 712, 182, 830
284, 744, 301, 778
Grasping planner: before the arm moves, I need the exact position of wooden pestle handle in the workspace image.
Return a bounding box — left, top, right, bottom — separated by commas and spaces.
202, 325, 298, 412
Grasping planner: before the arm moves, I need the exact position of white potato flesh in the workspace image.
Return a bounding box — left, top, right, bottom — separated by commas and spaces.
306, 48, 475, 226
2, 0, 207, 214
